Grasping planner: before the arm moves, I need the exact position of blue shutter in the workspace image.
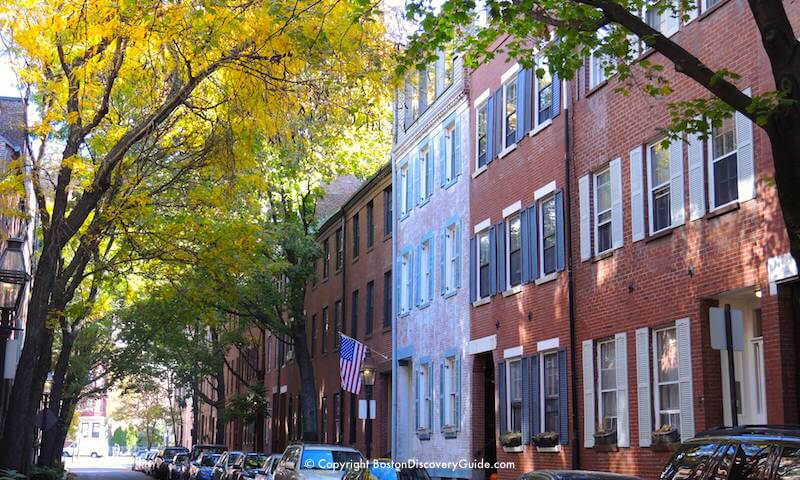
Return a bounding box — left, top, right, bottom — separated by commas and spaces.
469, 236, 476, 302
558, 349, 569, 445
454, 117, 462, 178
520, 208, 530, 283
496, 221, 506, 293
455, 356, 462, 431
493, 87, 503, 157
428, 237, 434, 300
486, 96, 495, 163
516, 70, 526, 143
528, 204, 539, 281
497, 362, 507, 435
415, 246, 422, 306
555, 190, 565, 272
488, 225, 496, 295
521, 357, 530, 444
428, 362, 434, 429
439, 133, 446, 188
426, 149, 434, 198
440, 231, 446, 295
415, 369, 420, 430
531, 354, 540, 435
413, 153, 420, 207
523, 69, 533, 134
455, 220, 462, 288
440, 362, 445, 430
552, 72, 561, 118
395, 256, 401, 315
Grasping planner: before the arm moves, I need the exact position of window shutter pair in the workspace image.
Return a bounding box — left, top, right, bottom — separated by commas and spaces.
497, 362, 507, 435
516, 70, 527, 144
583, 335, 630, 447
469, 237, 477, 303
488, 225, 497, 296
578, 161, 623, 258
496, 221, 506, 293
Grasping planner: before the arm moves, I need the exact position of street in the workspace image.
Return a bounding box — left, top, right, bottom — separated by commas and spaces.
66, 455, 145, 479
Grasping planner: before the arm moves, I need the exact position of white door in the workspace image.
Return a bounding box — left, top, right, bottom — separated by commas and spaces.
720, 303, 767, 426
747, 336, 767, 424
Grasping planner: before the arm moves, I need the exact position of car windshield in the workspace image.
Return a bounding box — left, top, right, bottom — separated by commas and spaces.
202, 455, 220, 467
245, 455, 268, 469
228, 453, 243, 465
301, 450, 363, 470
175, 454, 187, 462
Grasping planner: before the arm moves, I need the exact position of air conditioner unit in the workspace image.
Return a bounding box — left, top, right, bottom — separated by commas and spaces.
286, 350, 295, 361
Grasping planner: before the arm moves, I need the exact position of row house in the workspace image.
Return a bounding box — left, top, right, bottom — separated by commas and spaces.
463, 1, 800, 480
391, 49, 472, 480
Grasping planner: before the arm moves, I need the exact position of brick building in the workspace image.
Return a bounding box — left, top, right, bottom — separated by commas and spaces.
391, 49, 472, 479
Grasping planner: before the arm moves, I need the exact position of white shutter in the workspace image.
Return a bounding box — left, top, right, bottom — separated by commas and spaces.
669, 138, 685, 227
615, 332, 630, 448
582, 340, 595, 448
629, 146, 645, 242
687, 130, 705, 220
635, 327, 652, 447
610, 158, 623, 249
579, 175, 591, 261
736, 88, 755, 202
676, 318, 695, 441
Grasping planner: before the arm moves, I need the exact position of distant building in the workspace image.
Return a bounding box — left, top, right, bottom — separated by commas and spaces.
75, 394, 109, 457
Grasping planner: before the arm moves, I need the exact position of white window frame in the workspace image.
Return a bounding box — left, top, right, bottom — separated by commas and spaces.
594, 168, 613, 255
647, 139, 672, 234
443, 356, 457, 427
400, 252, 411, 314
708, 116, 739, 211
420, 239, 432, 305
596, 338, 617, 432
652, 326, 681, 431
474, 91, 490, 170
539, 195, 557, 277
540, 350, 560, 434
444, 121, 457, 184
501, 73, 519, 152
419, 363, 431, 430
507, 358, 523, 432
589, 50, 608, 90
419, 145, 430, 203
444, 223, 458, 294
534, 57, 555, 128
399, 161, 410, 218
505, 213, 522, 288
644, 0, 679, 37
476, 228, 491, 300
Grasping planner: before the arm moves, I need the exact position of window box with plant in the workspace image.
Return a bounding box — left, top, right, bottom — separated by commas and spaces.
532, 431, 560, 449
593, 428, 618, 452
500, 431, 524, 453
652, 424, 680, 451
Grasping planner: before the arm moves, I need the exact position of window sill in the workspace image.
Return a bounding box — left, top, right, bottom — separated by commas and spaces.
352, 255, 359, 264
363, 332, 374, 340
586, 79, 608, 97
502, 285, 522, 297
418, 301, 431, 310
695, 0, 729, 23
418, 197, 431, 208
645, 228, 673, 243
383, 233, 392, 242
399, 213, 410, 223
442, 177, 458, 190
443, 427, 458, 439
443, 289, 458, 299
498, 144, 517, 159
472, 297, 491, 307
592, 250, 614, 263
382, 325, 392, 333
535, 272, 558, 285
365, 245, 374, 254
472, 165, 488, 179
706, 201, 740, 220
417, 430, 432, 441
536, 445, 561, 453
398, 310, 410, 318
529, 119, 552, 138
321, 277, 329, 284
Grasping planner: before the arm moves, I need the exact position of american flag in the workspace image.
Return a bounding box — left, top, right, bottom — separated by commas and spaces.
339, 334, 367, 395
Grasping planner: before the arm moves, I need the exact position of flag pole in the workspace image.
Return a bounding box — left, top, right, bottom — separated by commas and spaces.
338, 332, 391, 361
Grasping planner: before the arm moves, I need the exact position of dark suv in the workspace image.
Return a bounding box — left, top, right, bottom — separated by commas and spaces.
660, 426, 800, 480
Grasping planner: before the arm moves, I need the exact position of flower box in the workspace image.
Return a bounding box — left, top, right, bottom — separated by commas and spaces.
502, 445, 525, 453
532, 431, 560, 448
593, 430, 618, 452
652, 426, 680, 452
500, 431, 523, 449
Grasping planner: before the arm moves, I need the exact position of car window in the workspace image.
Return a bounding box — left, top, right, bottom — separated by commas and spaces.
247, 455, 268, 469
271, 457, 281, 473
730, 444, 774, 480
300, 450, 362, 470
777, 446, 800, 479
661, 443, 721, 480
202, 455, 221, 467
282, 447, 301, 467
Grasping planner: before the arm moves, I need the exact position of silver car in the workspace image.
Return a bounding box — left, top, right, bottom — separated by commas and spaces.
255, 454, 283, 480
273, 444, 364, 480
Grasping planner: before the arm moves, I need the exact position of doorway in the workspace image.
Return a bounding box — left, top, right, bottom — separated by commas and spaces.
479, 352, 497, 476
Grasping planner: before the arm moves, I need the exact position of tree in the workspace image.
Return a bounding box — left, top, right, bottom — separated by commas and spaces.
126, 426, 137, 453
113, 381, 172, 450
0, 0, 391, 470
401, 0, 800, 263
110, 427, 126, 449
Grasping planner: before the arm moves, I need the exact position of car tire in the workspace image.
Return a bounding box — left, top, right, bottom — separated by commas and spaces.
91, 452, 98, 458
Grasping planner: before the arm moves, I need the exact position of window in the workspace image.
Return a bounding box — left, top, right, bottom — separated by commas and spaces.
383, 270, 392, 327
352, 213, 360, 259
508, 359, 522, 432
654, 326, 680, 431
323, 239, 330, 279
92, 422, 100, 438
334, 300, 342, 349
350, 290, 359, 340
418, 363, 432, 430
535, 58, 554, 125
322, 306, 328, 354
424, 64, 436, 109
365, 281, 374, 335
266, 337, 272, 369
443, 122, 458, 185
418, 239, 433, 306
542, 352, 559, 433
589, 50, 608, 90
335, 228, 343, 271
476, 102, 489, 168
366, 201, 374, 248
444, 356, 458, 427
645, 0, 679, 36
443, 48, 454, 89
711, 116, 738, 208
540, 196, 557, 275
444, 222, 459, 294
310, 315, 317, 357
507, 214, 522, 287
333, 392, 342, 443
418, 145, 432, 203
81, 422, 89, 438
399, 163, 410, 218
648, 140, 672, 233
407, 73, 419, 124
478, 230, 491, 299
597, 339, 617, 432
594, 168, 612, 254
400, 252, 412, 315
502, 75, 518, 149
320, 397, 328, 443
383, 187, 392, 235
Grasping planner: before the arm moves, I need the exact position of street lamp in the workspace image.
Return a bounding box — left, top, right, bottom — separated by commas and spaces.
0, 238, 29, 403
360, 351, 376, 460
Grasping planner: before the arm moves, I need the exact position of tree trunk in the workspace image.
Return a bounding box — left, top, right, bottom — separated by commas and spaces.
192, 381, 200, 443
291, 323, 318, 442
39, 395, 77, 468
215, 363, 226, 444
766, 111, 800, 264
38, 325, 75, 467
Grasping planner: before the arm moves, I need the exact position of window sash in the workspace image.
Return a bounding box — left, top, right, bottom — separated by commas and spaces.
595, 169, 613, 254
477, 104, 488, 167
541, 352, 560, 433
653, 327, 681, 431
597, 340, 618, 431
477, 231, 490, 299
536, 59, 554, 125
540, 197, 557, 275
507, 215, 522, 286
445, 124, 456, 182
503, 79, 518, 148
419, 148, 429, 201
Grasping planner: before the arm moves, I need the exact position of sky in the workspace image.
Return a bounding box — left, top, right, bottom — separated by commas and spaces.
0, 55, 21, 98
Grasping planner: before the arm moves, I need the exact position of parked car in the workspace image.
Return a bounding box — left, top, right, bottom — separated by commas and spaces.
230, 453, 270, 480
62, 442, 77, 458
273, 443, 364, 480
515, 473, 640, 480
254, 454, 283, 480
133, 451, 148, 471
659, 425, 800, 480
213, 451, 244, 480
190, 453, 222, 480
170, 453, 190, 480
144, 450, 161, 475
155, 447, 191, 479
191, 444, 228, 462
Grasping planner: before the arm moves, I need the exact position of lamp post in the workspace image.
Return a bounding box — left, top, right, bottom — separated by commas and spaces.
360, 351, 376, 460
0, 238, 30, 417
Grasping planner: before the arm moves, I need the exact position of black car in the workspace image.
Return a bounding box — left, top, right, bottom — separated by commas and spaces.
516, 472, 640, 480
230, 453, 270, 480
155, 447, 191, 480
660, 425, 800, 480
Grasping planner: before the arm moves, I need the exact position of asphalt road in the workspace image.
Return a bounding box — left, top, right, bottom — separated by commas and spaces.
67, 455, 149, 479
